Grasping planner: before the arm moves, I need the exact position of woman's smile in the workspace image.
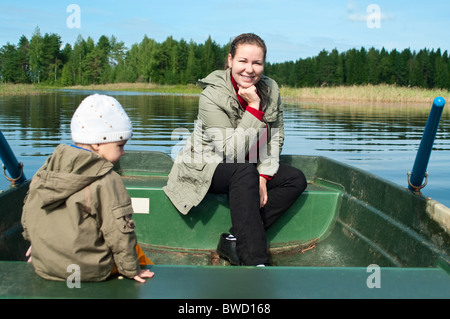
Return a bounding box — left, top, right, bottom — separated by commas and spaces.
239, 74, 256, 83
228, 43, 265, 88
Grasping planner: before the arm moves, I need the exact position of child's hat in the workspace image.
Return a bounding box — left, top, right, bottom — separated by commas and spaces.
71, 94, 132, 144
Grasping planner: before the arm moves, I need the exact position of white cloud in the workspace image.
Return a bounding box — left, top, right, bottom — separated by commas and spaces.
347, 12, 393, 22
347, 0, 360, 12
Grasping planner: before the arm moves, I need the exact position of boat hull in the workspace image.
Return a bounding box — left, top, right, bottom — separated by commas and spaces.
114, 151, 450, 268
1, 151, 449, 299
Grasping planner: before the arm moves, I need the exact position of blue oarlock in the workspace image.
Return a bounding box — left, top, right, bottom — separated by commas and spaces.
0, 129, 26, 187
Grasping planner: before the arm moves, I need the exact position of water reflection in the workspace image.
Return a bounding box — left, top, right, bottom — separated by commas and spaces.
0, 91, 449, 207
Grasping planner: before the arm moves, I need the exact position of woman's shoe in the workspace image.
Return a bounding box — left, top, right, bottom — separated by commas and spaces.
216, 233, 241, 265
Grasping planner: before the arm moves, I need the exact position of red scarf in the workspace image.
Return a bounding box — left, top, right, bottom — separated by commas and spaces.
230, 71, 272, 180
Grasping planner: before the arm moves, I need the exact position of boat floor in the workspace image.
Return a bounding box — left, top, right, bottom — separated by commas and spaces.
140, 219, 403, 267
0, 261, 448, 299
121, 176, 402, 268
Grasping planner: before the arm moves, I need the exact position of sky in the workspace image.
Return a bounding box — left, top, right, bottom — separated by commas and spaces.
1, 0, 449, 63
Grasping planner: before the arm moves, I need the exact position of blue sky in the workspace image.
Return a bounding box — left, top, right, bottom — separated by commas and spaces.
1, 0, 449, 63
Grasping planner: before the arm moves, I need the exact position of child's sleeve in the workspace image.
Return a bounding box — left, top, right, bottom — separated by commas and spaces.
106, 203, 140, 278
100, 176, 140, 279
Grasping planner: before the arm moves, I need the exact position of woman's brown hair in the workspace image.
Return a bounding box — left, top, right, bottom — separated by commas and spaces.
229, 33, 267, 61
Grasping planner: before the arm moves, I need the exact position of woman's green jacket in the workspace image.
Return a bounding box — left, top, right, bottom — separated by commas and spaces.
163, 69, 284, 215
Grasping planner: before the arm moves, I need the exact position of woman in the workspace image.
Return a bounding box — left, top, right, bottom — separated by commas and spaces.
164, 33, 306, 266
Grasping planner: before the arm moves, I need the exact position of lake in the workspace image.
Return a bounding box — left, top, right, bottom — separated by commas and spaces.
1, 90, 449, 208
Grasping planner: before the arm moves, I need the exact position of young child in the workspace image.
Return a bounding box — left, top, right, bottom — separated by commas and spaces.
22, 94, 154, 283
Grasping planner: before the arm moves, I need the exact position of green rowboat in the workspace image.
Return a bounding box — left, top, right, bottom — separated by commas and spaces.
0, 151, 449, 299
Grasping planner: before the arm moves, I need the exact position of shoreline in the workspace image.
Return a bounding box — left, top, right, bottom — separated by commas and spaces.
1, 82, 448, 106
280, 84, 449, 107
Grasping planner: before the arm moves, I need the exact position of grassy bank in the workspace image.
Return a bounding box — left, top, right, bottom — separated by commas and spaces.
280, 84, 449, 106
66, 82, 449, 105
0, 83, 52, 96
1, 82, 448, 106
67, 83, 202, 95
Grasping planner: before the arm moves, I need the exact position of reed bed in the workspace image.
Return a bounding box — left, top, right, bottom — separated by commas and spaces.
1, 82, 449, 108
0, 83, 51, 96
62, 83, 450, 106
280, 84, 449, 106
67, 83, 202, 95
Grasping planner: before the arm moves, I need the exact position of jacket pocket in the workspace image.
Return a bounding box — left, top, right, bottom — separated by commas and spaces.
184, 159, 207, 171
181, 150, 207, 171
111, 203, 135, 233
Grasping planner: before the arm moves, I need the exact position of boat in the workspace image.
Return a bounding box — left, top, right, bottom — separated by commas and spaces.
0, 149, 449, 299
0, 97, 449, 299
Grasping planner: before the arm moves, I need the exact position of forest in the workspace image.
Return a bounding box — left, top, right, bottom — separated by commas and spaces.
1, 27, 449, 90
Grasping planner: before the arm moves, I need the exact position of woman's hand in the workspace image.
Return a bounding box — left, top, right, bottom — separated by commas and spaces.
259, 176, 268, 208
238, 85, 260, 110
26, 246, 32, 262
133, 269, 155, 283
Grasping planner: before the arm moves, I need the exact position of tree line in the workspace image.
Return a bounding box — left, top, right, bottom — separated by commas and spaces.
1, 27, 449, 90
266, 47, 450, 89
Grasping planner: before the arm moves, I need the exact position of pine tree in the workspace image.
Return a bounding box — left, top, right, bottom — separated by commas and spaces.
367, 47, 380, 85
28, 27, 44, 83
434, 49, 449, 89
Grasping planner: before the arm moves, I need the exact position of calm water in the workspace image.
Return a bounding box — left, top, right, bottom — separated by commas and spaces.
1, 90, 449, 207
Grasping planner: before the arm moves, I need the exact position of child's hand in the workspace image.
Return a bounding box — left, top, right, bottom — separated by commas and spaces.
133, 269, 155, 283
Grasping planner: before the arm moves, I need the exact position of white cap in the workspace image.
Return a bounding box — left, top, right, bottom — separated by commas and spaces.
70, 94, 132, 144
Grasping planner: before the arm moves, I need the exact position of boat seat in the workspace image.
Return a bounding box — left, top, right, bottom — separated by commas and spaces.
121, 174, 343, 251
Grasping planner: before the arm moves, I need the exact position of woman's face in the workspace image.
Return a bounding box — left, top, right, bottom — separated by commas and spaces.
228, 43, 265, 89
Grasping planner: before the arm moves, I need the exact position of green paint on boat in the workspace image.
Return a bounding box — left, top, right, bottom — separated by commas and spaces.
1, 151, 449, 298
